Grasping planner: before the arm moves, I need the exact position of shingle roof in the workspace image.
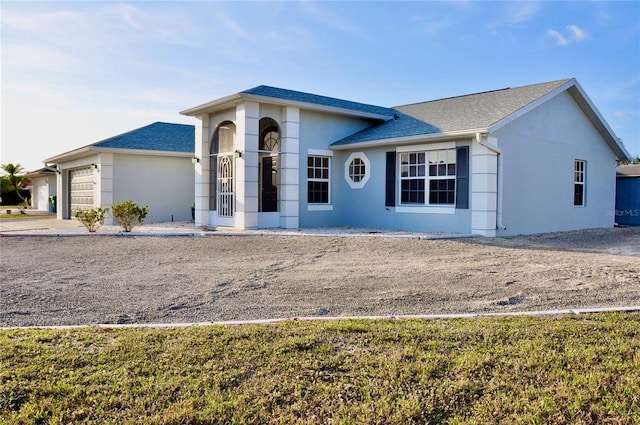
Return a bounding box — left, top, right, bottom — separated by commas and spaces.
331, 112, 441, 146
394, 79, 572, 132
332, 79, 573, 146
94, 122, 194, 153
241, 85, 396, 118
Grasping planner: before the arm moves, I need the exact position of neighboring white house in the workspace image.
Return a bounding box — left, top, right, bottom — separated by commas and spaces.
181, 78, 630, 236
44, 122, 195, 225
24, 167, 57, 212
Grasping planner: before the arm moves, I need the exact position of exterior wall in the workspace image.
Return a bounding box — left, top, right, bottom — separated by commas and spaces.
297, 110, 375, 228
496, 91, 618, 235
615, 177, 640, 225
30, 175, 57, 211
332, 142, 472, 234
112, 154, 194, 223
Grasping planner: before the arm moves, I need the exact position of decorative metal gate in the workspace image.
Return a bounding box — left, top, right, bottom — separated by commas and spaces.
217, 155, 234, 217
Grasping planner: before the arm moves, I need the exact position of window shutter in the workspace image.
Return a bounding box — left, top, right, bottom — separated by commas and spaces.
456, 147, 469, 209
385, 151, 396, 207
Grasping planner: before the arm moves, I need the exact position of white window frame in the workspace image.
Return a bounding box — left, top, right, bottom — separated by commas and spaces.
307, 149, 333, 210
574, 159, 586, 207
398, 149, 456, 207
344, 152, 370, 189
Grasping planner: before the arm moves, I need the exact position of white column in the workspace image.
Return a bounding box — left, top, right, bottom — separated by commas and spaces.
235, 102, 259, 229
471, 142, 498, 237
193, 115, 209, 227
98, 153, 114, 225
280, 106, 300, 229
56, 167, 65, 220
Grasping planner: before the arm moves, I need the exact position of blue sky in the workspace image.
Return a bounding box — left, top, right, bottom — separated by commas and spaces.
2, 1, 639, 171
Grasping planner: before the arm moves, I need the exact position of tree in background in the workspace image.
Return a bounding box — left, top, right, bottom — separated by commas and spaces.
1, 163, 28, 205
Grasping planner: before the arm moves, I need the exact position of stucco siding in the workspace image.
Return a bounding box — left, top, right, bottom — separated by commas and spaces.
297, 110, 375, 228
112, 154, 194, 223
496, 91, 617, 235
332, 145, 472, 234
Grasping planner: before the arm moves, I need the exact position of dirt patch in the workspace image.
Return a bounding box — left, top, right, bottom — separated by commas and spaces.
1, 227, 639, 327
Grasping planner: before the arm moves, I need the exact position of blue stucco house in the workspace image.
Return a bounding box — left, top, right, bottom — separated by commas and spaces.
182, 79, 630, 236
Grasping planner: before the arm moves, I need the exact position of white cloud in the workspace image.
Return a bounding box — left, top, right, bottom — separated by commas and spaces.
2, 44, 80, 73
410, 16, 453, 36
567, 25, 588, 42
547, 24, 589, 46
505, 1, 540, 24
613, 110, 638, 119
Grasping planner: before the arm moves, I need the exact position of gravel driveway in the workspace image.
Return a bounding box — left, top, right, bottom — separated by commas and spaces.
1, 227, 639, 327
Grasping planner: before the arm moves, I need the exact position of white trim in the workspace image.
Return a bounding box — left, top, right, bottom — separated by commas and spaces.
308, 204, 334, 211
396, 141, 456, 152
331, 129, 485, 151
45, 146, 192, 164
181, 92, 393, 121
396, 206, 456, 214
308, 148, 333, 156
344, 152, 370, 189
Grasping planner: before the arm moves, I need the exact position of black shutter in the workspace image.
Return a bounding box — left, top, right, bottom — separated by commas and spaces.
456, 147, 469, 209
385, 151, 396, 207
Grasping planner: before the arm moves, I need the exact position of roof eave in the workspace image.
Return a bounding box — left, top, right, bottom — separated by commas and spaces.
567, 82, 631, 161
241, 93, 394, 120
181, 92, 393, 121
489, 78, 630, 161
331, 128, 487, 150
180, 93, 244, 116
45, 146, 193, 164
44, 146, 95, 164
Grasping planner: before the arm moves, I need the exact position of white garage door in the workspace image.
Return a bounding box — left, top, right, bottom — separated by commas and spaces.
69, 166, 96, 217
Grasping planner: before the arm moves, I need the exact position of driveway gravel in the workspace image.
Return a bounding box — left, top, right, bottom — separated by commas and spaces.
1, 226, 639, 327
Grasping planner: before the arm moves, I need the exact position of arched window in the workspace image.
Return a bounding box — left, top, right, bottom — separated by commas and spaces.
212, 121, 235, 154
259, 119, 279, 152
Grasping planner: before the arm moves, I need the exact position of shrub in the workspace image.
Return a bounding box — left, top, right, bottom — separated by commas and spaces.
75, 207, 109, 233
111, 200, 149, 232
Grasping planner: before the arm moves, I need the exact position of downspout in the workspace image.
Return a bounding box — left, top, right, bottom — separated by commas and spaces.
475, 133, 506, 231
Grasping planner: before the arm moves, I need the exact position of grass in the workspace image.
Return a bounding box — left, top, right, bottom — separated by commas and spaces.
0, 213, 55, 220
1, 313, 639, 424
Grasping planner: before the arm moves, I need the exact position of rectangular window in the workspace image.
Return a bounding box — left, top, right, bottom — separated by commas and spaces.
399, 150, 456, 205
574, 160, 586, 206
307, 155, 330, 204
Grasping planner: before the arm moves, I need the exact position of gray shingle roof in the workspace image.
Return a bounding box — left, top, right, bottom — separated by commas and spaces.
394, 79, 572, 132
94, 122, 194, 153
332, 79, 573, 146
242, 85, 396, 118
331, 112, 441, 146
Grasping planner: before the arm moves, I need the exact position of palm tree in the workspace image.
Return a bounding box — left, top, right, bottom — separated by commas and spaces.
1, 163, 28, 204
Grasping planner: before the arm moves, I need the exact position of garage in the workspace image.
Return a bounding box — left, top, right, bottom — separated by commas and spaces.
69, 166, 96, 216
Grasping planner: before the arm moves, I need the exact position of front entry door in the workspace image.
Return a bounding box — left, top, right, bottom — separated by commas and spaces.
261, 156, 278, 212
218, 155, 234, 218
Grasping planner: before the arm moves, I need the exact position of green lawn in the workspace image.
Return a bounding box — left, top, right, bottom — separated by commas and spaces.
0, 213, 55, 220
1, 313, 639, 424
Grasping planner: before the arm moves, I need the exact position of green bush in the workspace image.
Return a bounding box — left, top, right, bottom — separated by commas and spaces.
111, 200, 149, 232
75, 207, 109, 233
